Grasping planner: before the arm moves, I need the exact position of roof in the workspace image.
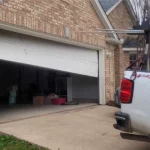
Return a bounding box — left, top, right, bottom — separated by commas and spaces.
98, 0, 137, 24
99, 0, 119, 12
123, 38, 143, 48
123, 40, 138, 48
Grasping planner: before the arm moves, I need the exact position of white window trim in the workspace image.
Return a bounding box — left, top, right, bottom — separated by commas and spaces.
123, 48, 144, 52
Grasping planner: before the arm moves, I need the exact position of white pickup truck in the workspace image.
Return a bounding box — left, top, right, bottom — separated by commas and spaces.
114, 70, 150, 136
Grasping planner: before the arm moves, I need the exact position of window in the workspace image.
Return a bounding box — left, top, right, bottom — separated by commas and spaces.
130, 53, 137, 65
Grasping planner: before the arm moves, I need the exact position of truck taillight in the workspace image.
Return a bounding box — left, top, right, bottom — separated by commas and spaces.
120, 79, 134, 103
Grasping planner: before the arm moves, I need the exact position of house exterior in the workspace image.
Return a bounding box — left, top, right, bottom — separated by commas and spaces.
99, 0, 138, 90
0, 0, 136, 105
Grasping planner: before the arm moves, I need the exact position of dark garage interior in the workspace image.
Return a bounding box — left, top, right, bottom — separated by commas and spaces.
0, 60, 99, 106
0, 60, 69, 105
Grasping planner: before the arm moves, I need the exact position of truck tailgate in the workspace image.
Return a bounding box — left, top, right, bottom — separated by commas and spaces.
121, 71, 150, 135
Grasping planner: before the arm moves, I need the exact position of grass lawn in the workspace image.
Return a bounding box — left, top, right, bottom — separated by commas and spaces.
0, 134, 49, 150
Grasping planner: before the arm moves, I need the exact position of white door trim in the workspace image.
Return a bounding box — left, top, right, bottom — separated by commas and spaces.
98, 50, 106, 105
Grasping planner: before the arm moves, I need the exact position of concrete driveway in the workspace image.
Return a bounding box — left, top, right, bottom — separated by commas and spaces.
0, 106, 149, 150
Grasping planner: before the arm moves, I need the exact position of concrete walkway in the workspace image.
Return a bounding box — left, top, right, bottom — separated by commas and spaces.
0, 106, 150, 150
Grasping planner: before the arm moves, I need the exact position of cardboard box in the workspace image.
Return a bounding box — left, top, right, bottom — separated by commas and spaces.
33, 96, 45, 105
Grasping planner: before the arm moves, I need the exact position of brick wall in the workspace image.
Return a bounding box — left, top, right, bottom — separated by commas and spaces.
105, 49, 115, 101
124, 51, 130, 69
108, 1, 133, 39
0, 0, 107, 47
114, 47, 130, 89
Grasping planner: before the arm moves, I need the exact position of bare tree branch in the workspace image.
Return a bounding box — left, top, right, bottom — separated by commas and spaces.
130, 0, 150, 24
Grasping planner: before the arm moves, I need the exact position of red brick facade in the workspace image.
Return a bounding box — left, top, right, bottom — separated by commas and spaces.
114, 47, 130, 89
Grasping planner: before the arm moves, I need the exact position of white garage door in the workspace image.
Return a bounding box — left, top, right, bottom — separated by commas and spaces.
0, 30, 98, 77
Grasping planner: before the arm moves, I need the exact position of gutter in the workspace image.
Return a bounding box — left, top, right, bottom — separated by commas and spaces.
0, 21, 103, 51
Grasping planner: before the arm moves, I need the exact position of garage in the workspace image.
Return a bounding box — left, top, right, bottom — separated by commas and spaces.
0, 28, 105, 121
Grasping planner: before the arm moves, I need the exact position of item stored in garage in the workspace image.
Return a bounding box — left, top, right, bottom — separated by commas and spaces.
33, 96, 45, 105
51, 98, 66, 105
9, 85, 18, 105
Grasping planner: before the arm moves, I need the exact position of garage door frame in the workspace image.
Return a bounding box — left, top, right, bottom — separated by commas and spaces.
98, 50, 106, 105
0, 23, 106, 105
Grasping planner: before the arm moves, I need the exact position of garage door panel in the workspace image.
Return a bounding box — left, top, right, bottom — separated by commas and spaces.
0, 31, 98, 77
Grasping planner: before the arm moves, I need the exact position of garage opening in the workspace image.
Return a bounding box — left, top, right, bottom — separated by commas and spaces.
0, 60, 99, 106
0, 59, 98, 123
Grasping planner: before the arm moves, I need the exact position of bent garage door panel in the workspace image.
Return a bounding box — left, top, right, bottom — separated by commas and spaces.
0, 31, 98, 77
